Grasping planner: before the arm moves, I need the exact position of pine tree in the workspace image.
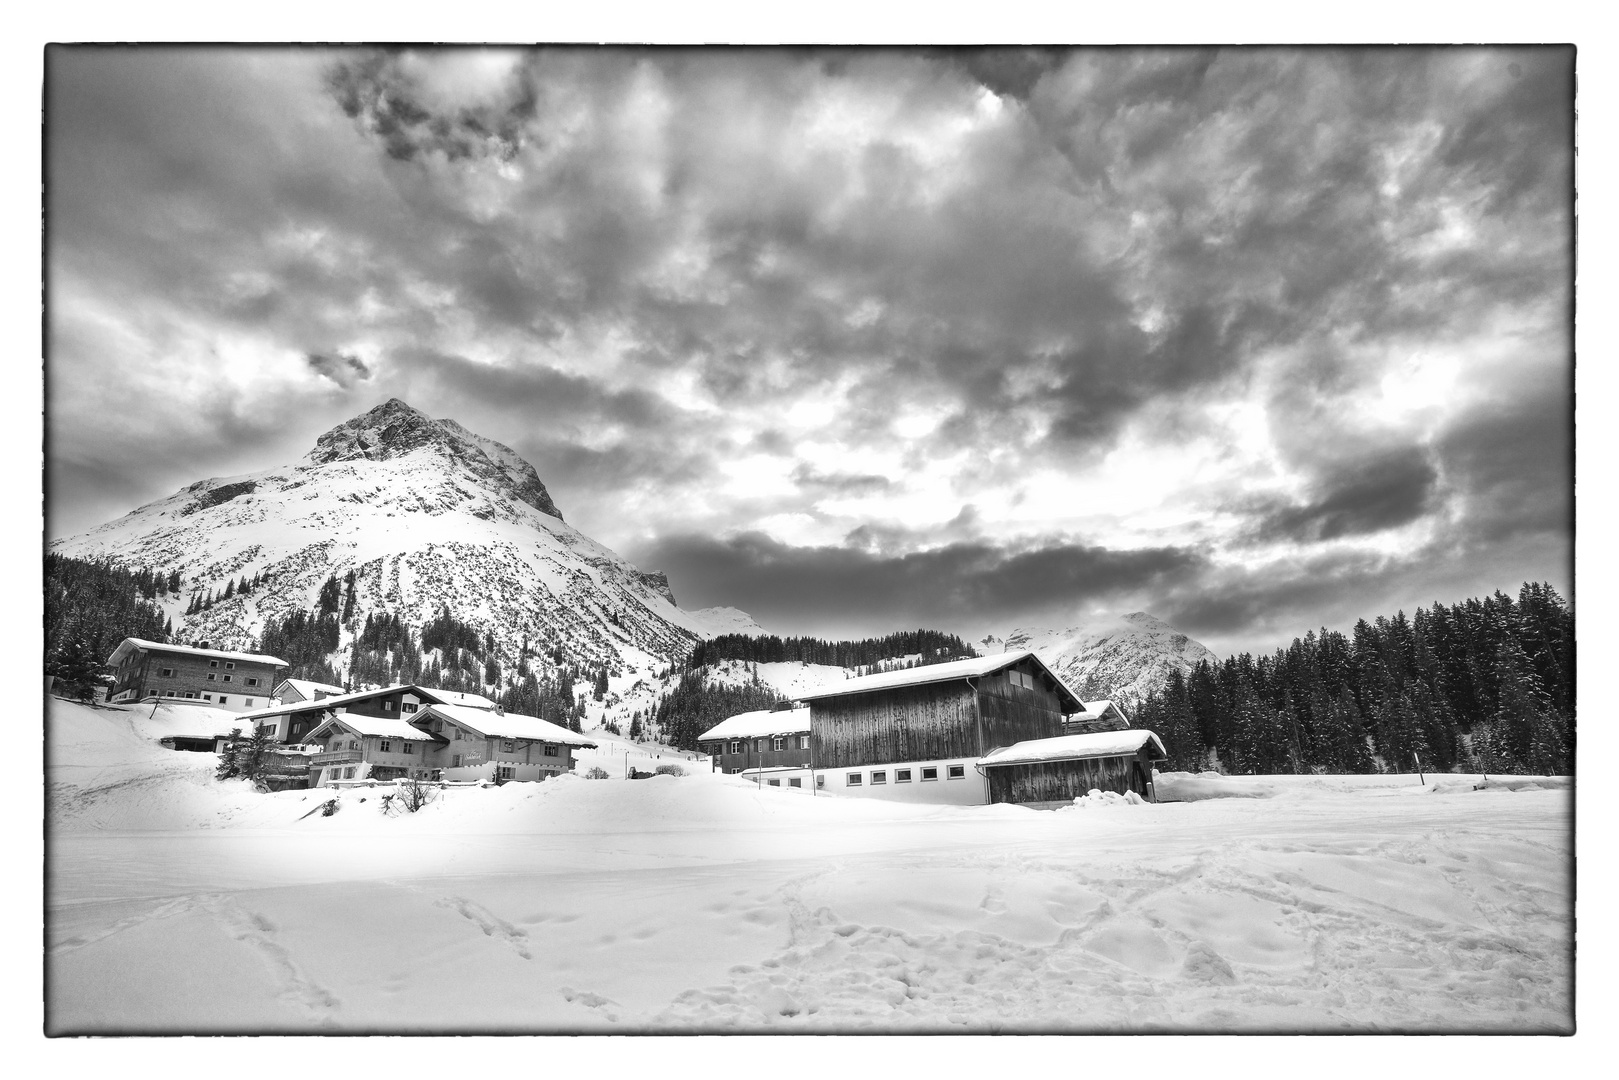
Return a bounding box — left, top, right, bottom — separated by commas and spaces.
48, 635, 103, 701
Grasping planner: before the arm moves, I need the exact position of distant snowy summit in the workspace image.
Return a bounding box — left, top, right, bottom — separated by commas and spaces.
998, 612, 1218, 706
51, 398, 763, 669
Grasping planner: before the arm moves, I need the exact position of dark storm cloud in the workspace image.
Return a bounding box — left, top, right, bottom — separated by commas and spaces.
790, 463, 893, 497
639, 532, 1206, 636
325, 50, 536, 162
305, 352, 372, 388
1240, 450, 1440, 545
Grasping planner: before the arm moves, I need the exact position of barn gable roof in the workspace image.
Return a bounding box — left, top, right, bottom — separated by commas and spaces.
697, 706, 812, 742
795, 650, 1086, 712
977, 729, 1168, 768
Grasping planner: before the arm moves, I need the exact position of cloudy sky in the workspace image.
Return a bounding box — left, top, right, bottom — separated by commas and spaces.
45, 46, 1573, 656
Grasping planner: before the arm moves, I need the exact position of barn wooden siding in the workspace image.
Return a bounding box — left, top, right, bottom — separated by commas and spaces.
984, 752, 1154, 805
973, 668, 1066, 749
813, 682, 980, 768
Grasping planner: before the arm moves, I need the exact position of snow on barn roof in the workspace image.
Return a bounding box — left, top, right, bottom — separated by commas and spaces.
794, 650, 1085, 711
978, 729, 1168, 769
697, 706, 812, 742
108, 637, 288, 668
1073, 699, 1131, 722
418, 703, 596, 747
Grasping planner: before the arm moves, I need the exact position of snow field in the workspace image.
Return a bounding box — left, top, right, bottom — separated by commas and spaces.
46, 698, 1572, 1033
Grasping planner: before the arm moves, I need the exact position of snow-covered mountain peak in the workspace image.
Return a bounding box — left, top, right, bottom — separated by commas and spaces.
51, 399, 761, 674
303, 398, 563, 520
1002, 612, 1219, 706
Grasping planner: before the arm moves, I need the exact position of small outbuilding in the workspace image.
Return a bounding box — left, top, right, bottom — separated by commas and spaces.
697, 703, 813, 787
977, 729, 1168, 809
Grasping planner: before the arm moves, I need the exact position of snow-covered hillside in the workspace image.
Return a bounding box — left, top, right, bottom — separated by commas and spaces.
46, 696, 1572, 1033
1000, 612, 1220, 706
50, 399, 763, 673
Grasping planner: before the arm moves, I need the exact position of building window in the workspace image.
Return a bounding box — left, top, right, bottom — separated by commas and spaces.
846, 772, 863, 787
452, 754, 462, 768
244, 698, 254, 707
202, 694, 212, 702
218, 697, 228, 706
728, 768, 742, 774
160, 668, 174, 677
772, 735, 785, 752
871, 771, 888, 785
225, 662, 235, 670
209, 660, 218, 668
789, 778, 802, 788
798, 735, 809, 750
222, 675, 232, 682
896, 769, 912, 782
207, 673, 217, 681
497, 766, 515, 781
245, 678, 259, 687
403, 742, 414, 754
816, 775, 825, 787
343, 766, 356, 779
768, 779, 780, 787
502, 740, 516, 753
379, 740, 392, 753
402, 703, 417, 714
948, 764, 966, 779
546, 743, 561, 757
728, 740, 742, 755
921, 767, 938, 781
382, 701, 396, 712
756, 738, 767, 753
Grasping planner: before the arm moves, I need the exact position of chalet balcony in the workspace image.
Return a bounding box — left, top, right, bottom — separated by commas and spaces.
309, 749, 365, 766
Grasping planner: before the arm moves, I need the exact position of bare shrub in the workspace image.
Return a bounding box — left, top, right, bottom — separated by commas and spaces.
653, 764, 685, 778
584, 766, 611, 779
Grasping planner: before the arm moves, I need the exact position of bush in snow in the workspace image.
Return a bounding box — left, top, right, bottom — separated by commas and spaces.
584, 766, 611, 779
653, 764, 685, 778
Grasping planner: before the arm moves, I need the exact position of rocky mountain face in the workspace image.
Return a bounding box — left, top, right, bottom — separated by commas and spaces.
51, 399, 761, 675
987, 612, 1220, 709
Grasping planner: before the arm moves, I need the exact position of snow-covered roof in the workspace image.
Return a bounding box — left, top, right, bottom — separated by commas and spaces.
423, 689, 495, 710
1073, 699, 1131, 723
978, 729, 1168, 768
697, 706, 812, 742
238, 684, 485, 723
275, 677, 346, 700
794, 651, 1085, 711
418, 703, 596, 747
108, 637, 288, 668
310, 714, 446, 741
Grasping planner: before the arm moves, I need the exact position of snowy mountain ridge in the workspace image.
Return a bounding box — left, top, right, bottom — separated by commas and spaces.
50, 399, 763, 675
983, 612, 1219, 707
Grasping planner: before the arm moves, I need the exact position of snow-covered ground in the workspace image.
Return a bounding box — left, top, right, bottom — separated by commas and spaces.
46, 697, 1572, 1034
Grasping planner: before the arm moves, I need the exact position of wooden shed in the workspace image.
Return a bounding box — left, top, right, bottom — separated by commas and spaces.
978, 730, 1168, 808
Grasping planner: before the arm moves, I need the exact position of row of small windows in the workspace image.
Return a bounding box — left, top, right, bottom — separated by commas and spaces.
161, 690, 254, 706
727, 735, 811, 754
846, 764, 967, 786
157, 667, 260, 687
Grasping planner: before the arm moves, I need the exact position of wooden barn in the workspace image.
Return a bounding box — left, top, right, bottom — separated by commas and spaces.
796, 650, 1090, 805
978, 730, 1168, 808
